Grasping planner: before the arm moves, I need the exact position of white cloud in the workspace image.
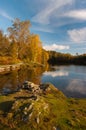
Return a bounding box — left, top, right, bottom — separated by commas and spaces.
43, 44, 70, 51
43, 71, 69, 77
63, 9, 86, 20
32, 0, 74, 24
0, 10, 13, 20
68, 27, 86, 43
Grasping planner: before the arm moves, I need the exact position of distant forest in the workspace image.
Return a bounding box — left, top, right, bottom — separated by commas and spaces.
48, 51, 86, 65
0, 18, 86, 65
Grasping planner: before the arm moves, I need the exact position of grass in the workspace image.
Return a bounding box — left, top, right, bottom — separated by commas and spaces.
0, 84, 86, 130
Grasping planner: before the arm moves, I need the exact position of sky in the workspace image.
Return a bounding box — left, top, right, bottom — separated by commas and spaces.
0, 0, 86, 54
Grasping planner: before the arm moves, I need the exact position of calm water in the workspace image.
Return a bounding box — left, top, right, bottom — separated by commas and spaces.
0, 65, 86, 98
41, 65, 86, 98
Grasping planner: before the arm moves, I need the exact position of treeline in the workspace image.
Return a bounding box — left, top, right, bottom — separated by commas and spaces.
48, 51, 86, 65
0, 18, 49, 65
0, 18, 86, 66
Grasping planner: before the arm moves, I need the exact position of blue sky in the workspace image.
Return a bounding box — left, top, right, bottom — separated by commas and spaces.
0, 0, 86, 54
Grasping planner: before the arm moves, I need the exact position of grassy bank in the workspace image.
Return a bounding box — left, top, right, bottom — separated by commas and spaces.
0, 83, 86, 130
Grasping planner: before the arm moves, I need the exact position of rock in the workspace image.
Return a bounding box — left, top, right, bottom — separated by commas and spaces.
39, 83, 49, 91
39, 83, 58, 93
22, 81, 32, 90
36, 116, 40, 124
29, 112, 33, 120
2, 88, 12, 95
24, 107, 28, 111
22, 81, 40, 92
28, 103, 33, 111
53, 126, 57, 130
24, 111, 27, 115
22, 115, 28, 122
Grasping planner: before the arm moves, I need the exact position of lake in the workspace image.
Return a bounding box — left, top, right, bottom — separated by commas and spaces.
0, 65, 86, 98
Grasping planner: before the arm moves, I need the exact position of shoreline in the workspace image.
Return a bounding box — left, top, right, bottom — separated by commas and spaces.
0, 82, 86, 130
0, 63, 23, 74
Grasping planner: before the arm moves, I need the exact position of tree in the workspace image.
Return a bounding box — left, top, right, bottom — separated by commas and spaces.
27, 34, 42, 63
7, 18, 31, 43
42, 49, 49, 64
0, 30, 9, 56
9, 40, 18, 59
7, 18, 31, 59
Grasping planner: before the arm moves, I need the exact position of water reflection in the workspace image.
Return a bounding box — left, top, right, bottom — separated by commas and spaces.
0, 66, 46, 92
0, 65, 86, 98
0, 71, 18, 90
66, 79, 86, 95
41, 65, 86, 98
43, 71, 69, 77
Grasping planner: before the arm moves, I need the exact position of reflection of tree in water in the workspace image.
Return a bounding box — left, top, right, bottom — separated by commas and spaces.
0, 70, 18, 90
0, 74, 10, 89
18, 66, 46, 85
0, 65, 49, 91
10, 71, 19, 88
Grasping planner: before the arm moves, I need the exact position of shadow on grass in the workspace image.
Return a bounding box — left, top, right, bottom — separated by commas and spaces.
14, 95, 37, 100
0, 101, 14, 113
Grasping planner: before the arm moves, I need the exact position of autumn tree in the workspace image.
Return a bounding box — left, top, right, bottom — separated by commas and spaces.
28, 34, 42, 63
7, 18, 31, 59
5, 18, 49, 64
9, 40, 18, 59
0, 30, 9, 56
42, 49, 49, 64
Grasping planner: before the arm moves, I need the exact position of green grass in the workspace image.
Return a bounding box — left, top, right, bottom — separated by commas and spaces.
0, 84, 86, 130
